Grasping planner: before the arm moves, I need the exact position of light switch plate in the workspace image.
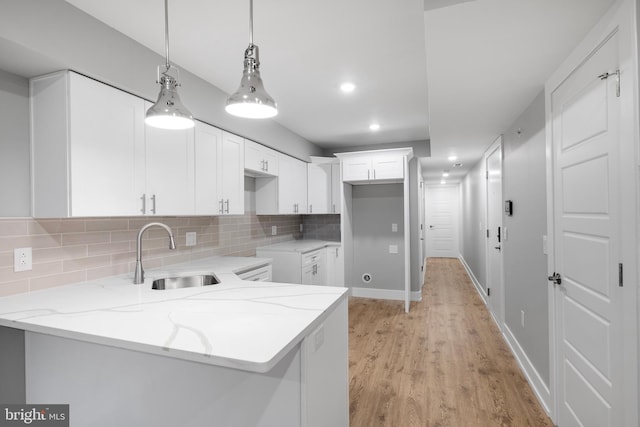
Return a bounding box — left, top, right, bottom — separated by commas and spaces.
185, 232, 196, 246
389, 245, 398, 254
392, 223, 398, 232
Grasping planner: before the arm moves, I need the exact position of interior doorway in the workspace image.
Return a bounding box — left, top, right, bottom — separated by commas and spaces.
425, 184, 459, 258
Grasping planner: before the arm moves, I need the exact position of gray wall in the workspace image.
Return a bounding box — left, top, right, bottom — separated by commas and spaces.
502, 91, 549, 386
0, 0, 321, 162
351, 184, 405, 290
460, 159, 487, 290
0, 69, 30, 217
459, 91, 549, 388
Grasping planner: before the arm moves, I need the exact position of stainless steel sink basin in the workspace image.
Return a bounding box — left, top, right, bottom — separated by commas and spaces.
151, 274, 220, 290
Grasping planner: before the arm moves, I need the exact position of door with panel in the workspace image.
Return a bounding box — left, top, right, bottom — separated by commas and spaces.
485, 140, 504, 326
549, 30, 629, 427
425, 184, 459, 258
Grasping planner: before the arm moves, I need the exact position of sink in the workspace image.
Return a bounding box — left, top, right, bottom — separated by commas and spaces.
151, 274, 220, 290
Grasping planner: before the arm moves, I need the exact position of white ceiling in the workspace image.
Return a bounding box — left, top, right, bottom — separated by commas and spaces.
66, 0, 614, 182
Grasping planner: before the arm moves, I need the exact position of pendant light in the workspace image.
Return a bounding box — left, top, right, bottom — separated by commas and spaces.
225, 0, 278, 119
145, 0, 195, 130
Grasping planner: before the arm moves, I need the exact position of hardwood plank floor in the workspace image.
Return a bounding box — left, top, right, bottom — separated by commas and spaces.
348, 257, 554, 427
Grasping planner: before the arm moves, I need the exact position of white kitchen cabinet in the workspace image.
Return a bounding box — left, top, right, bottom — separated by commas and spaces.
256, 153, 307, 215
325, 245, 344, 286
219, 131, 245, 215
144, 110, 195, 215
341, 153, 404, 184
307, 162, 341, 214
301, 249, 325, 285
245, 139, 278, 177
236, 264, 273, 282
31, 71, 215, 218
31, 71, 147, 217
194, 122, 221, 215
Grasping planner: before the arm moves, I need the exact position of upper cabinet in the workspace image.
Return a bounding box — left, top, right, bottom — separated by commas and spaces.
219, 131, 245, 215
245, 139, 278, 177
30, 70, 246, 218
341, 152, 405, 184
307, 162, 341, 214
32, 71, 147, 217
255, 153, 307, 215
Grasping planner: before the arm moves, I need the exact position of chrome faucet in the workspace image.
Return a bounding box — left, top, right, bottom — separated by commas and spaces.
133, 222, 177, 284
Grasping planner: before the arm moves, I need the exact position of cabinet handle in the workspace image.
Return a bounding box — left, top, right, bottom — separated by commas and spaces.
265, 160, 269, 171
151, 194, 157, 214
332, 204, 336, 213
335, 247, 339, 257
225, 199, 230, 214
140, 194, 146, 214
261, 160, 266, 171
367, 170, 370, 180
294, 203, 298, 213
219, 199, 224, 214
374, 169, 376, 180
309, 204, 313, 214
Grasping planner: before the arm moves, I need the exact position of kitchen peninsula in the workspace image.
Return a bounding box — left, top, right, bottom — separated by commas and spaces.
0, 256, 349, 427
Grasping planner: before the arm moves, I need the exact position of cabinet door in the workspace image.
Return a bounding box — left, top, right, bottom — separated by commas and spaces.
145, 115, 195, 215
220, 132, 245, 215
194, 122, 221, 215
262, 147, 278, 176
278, 154, 307, 214
307, 163, 332, 214
372, 156, 404, 180
341, 157, 371, 182
331, 163, 341, 214
69, 73, 146, 216
245, 139, 278, 177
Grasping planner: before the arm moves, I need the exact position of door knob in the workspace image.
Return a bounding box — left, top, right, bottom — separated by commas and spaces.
494, 245, 501, 251
548, 272, 562, 285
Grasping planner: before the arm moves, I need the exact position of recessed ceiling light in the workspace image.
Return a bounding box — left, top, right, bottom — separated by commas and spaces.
369, 123, 380, 131
440, 180, 446, 184
340, 82, 356, 93
442, 171, 450, 177
448, 155, 458, 161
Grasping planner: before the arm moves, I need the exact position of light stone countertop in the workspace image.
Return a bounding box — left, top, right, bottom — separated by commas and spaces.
0, 256, 349, 373
256, 239, 340, 254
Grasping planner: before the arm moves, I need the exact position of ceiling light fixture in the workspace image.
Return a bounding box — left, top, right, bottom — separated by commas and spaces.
340, 82, 356, 93
369, 123, 380, 131
145, 0, 195, 130
442, 172, 450, 177
226, 0, 277, 119
440, 180, 446, 184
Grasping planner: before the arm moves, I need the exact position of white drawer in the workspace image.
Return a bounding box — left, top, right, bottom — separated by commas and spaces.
302, 250, 323, 266
237, 264, 272, 282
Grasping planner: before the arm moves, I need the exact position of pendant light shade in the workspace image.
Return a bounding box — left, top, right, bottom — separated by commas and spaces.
226, 0, 278, 119
145, 0, 194, 130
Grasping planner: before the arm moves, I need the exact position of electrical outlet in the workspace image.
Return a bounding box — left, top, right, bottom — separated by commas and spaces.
185, 232, 197, 246
389, 245, 398, 254
14, 247, 32, 272
300, 224, 303, 232
272, 225, 277, 236
392, 223, 398, 232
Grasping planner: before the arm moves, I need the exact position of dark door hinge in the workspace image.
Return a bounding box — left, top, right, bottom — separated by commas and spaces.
619, 263, 623, 287
487, 287, 491, 296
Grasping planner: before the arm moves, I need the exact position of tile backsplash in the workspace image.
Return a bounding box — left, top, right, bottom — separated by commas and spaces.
0, 215, 302, 297
302, 214, 341, 241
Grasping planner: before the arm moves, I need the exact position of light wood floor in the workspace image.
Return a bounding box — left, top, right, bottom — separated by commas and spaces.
348, 257, 554, 427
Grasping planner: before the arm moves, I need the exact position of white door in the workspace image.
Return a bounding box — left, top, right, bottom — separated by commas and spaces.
550, 31, 625, 427
485, 140, 504, 325
425, 184, 459, 258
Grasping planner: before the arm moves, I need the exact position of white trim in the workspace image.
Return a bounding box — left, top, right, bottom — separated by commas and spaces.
502, 324, 552, 416
458, 255, 487, 305
349, 287, 422, 302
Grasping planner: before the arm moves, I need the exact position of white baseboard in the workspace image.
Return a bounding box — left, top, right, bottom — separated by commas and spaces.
350, 287, 422, 302
458, 255, 552, 418
502, 324, 552, 415
458, 255, 488, 304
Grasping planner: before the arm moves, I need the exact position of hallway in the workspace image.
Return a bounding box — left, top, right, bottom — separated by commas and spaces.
348, 257, 553, 426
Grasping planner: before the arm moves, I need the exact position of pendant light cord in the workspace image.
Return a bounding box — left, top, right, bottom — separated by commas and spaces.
248, 0, 254, 46
163, 0, 171, 73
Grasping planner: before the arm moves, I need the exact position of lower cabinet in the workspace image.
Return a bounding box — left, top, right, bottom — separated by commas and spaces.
301, 250, 325, 285
236, 264, 273, 282
256, 246, 329, 285
325, 245, 344, 286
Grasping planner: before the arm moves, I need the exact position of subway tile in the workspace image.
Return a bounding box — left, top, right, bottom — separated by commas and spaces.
0, 234, 63, 252
33, 245, 88, 263
88, 241, 130, 256
86, 263, 131, 281
30, 219, 86, 235
62, 232, 110, 246
29, 271, 87, 292
0, 280, 29, 297
85, 219, 130, 232
0, 220, 29, 236
63, 255, 112, 272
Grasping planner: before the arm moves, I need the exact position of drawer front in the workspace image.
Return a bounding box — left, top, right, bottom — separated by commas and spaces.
237, 265, 272, 282
302, 250, 323, 266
